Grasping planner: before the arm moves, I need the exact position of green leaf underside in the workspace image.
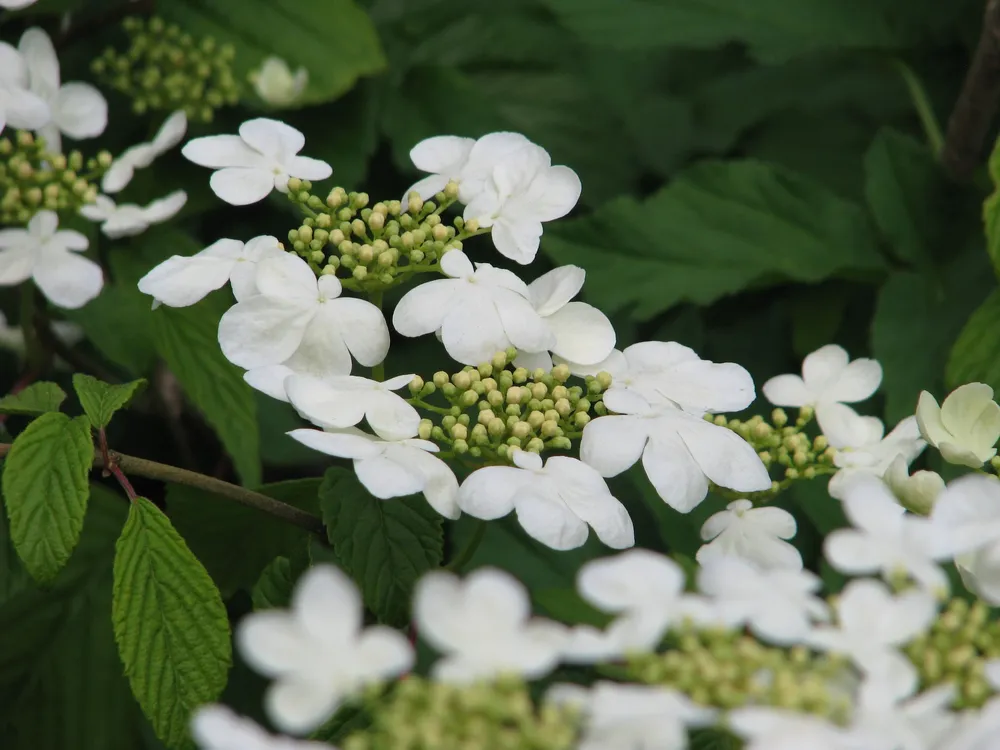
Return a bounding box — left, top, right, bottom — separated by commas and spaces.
0, 382, 66, 416
251, 555, 299, 610
1, 413, 93, 583
72, 374, 147, 430
112, 498, 231, 749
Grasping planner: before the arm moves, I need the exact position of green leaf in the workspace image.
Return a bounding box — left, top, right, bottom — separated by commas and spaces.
112, 497, 232, 750
1, 413, 94, 583
543, 159, 885, 321
159, 0, 385, 107
72, 374, 147, 429
947, 288, 1000, 393
533, 588, 611, 628
984, 134, 1000, 278
168, 478, 321, 598
319, 468, 443, 626
0, 382, 66, 416
252, 555, 301, 610
152, 301, 260, 486
873, 250, 995, 424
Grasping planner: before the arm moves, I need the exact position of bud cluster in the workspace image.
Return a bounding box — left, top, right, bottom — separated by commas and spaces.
629, 626, 851, 721
407, 349, 610, 461
285, 180, 479, 292
905, 597, 1000, 709
92, 17, 240, 123
342, 677, 578, 750
0, 131, 109, 225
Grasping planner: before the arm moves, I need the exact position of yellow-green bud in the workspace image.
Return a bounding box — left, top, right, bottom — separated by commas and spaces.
526, 437, 544, 453
488, 417, 506, 437
772, 408, 788, 428
511, 421, 531, 439
452, 371, 472, 390
506, 386, 523, 405
418, 419, 433, 440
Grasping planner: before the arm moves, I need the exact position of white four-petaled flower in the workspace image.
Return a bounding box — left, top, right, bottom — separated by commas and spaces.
697, 499, 801, 570
191, 705, 332, 750
828, 415, 926, 499
102, 110, 187, 193
285, 372, 419, 440
250, 56, 308, 107
0, 39, 50, 136
916, 383, 1000, 468
930, 474, 1000, 604
80, 190, 187, 239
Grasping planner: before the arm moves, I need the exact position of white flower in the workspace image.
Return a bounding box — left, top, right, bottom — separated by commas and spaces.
547, 681, 716, 750
0, 210, 102, 309
697, 555, 829, 645
191, 705, 332, 750
458, 449, 634, 551
80, 190, 186, 239
250, 56, 308, 107
413, 568, 566, 682
916, 383, 1000, 468
581, 404, 770, 513
513, 265, 615, 372
0, 309, 81, 356
929, 474, 1000, 603
18, 27, 107, 153
728, 708, 872, 750
285, 372, 419, 440
825, 475, 951, 595
138, 235, 284, 309
102, 110, 187, 193
854, 669, 958, 750
405, 135, 475, 201
0, 41, 50, 136
828, 415, 926, 499
0, 0, 39, 8
956, 544, 1000, 605
287, 426, 459, 519
182, 118, 332, 205
696, 499, 801, 570
218, 252, 388, 379
883, 455, 945, 515
392, 249, 554, 365
236, 564, 412, 734
762, 344, 882, 448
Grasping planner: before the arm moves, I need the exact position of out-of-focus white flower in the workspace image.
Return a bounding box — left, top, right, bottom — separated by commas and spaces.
762, 344, 882, 448
854, 667, 958, 750
191, 705, 332, 750
414, 568, 566, 682
218, 252, 388, 379
18, 27, 107, 153
250, 56, 308, 107
287, 426, 459, 519
930, 474, 1000, 604
825, 476, 951, 596
0, 0, 39, 8
828, 415, 927, 500
284, 373, 419, 440
237, 565, 412, 735
392, 249, 554, 365
102, 110, 187, 193
917, 383, 1000, 468
696, 499, 801, 570
0, 310, 82, 356
0, 209, 101, 309
138, 235, 284, 309
547, 681, 716, 750
458, 449, 634, 551
80, 190, 186, 239
514, 265, 615, 372
182, 118, 331, 205
0, 40, 51, 136
728, 707, 874, 750
697, 555, 829, 645
883, 455, 945, 515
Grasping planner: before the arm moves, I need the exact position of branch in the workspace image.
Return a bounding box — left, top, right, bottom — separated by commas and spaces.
942, 0, 1000, 181
0, 442, 326, 537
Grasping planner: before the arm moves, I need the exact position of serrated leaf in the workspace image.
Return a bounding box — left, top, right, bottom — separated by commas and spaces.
112, 498, 232, 749
319, 468, 442, 626
72, 374, 147, 429
1, 413, 93, 583
0, 382, 66, 416
542, 159, 885, 322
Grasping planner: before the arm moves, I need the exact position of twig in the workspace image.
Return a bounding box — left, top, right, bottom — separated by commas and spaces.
98, 427, 138, 501
0, 442, 325, 536
941, 0, 1000, 181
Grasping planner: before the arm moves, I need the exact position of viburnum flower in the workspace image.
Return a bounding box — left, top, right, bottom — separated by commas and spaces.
284, 372, 419, 440
392, 249, 554, 365
696, 499, 802, 570
413, 568, 567, 682
828, 415, 926, 499
182, 118, 332, 205
762, 344, 882, 447
287, 426, 460, 519
102, 110, 187, 193
250, 56, 308, 107
514, 265, 615, 372
458, 449, 634, 551
930, 474, 1000, 604
853, 669, 958, 750
237, 565, 412, 734
0, 41, 50, 135
404, 135, 474, 201
218, 252, 388, 379
728, 708, 873, 750
18, 27, 107, 153
546, 681, 716, 750
883, 455, 945, 515
916, 383, 1000, 468
697, 555, 829, 645
825, 475, 951, 595
191, 706, 332, 750
0, 210, 102, 309
80, 190, 186, 239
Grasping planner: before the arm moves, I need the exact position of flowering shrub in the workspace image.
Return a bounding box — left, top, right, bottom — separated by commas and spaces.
3, 2, 1000, 750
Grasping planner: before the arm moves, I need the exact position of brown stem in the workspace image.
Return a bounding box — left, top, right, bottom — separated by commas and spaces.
942, 0, 1000, 181
0, 442, 325, 536
98, 428, 138, 501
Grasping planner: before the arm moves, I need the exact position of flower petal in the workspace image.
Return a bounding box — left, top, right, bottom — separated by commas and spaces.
546, 302, 616, 366
182, 134, 265, 168
440, 249, 475, 278
642, 433, 710, 513
282, 306, 355, 378
209, 166, 276, 205
151, 110, 188, 154
137, 253, 235, 307
256, 251, 317, 300
243, 365, 294, 402
818, 401, 884, 450
236, 611, 311, 676
528, 265, 585, 316
239, 117, 305, 159
458, 466, 527, 519
801, 344, 849, 392
824, 529, 885, 574
354, 452, 425, 499
0, 245, 36, 285
440, 292, 509, 365
493, 287, 556, 355
141, 189, 187, 223
52, 82, 107, 139
285, 155, 332, 181
218, 296, 310, 369
823, 357, 882, 403
761, 374, 812, 407
330, 298, 389, 367
285, 427, 381, 459
410, 135, 475, 173
403, 174, 450, 202
544, 457, 634, 549
2, 86, 50, 129
514, 487, 590, 550
671, 414, 771, 495
392, 279, 455, 337
32, 249, 103, 309
265, 678, 339, 735
18, 28, 59, 95
580, 415, 647, 477
525, 165, 582, 222
389, 446, 460, 519
491, 217, 543, 264
285, 374, 367, 429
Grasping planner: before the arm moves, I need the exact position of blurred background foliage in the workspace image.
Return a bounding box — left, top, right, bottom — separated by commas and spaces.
1, 0, 999, 747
